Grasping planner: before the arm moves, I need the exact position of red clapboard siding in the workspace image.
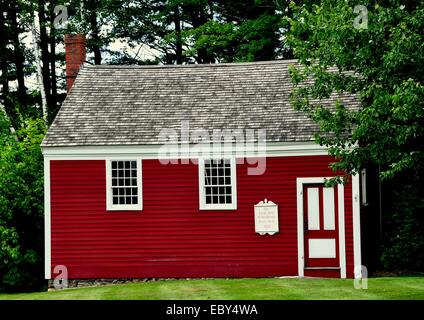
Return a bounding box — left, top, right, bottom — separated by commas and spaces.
50, 155, 354, 278
344, 182, 355, 278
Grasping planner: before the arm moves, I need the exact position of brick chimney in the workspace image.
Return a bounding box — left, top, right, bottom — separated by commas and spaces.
65, 34, 86, 92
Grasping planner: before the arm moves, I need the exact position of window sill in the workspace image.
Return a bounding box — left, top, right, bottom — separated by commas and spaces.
199, 204, 237, 211
106, 205, 143, 211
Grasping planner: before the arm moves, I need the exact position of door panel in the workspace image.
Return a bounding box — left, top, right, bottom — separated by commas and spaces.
308, 239, 336, 258
307, 188, 320, 230
303, 184, 339, 268
323, 187, 335, 230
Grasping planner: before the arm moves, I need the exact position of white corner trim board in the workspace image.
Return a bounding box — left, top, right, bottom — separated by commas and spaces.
337, 184, 347, 278
352, 174, 362, 278
296, 177, 347, 278
296, 179, 305, 277
44, 158, 51, 279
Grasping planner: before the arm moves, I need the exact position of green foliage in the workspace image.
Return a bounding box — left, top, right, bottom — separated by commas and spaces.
286, 0, 424, 180
185, 20, 237, 62
381, 182, 424, 271
0, 112, 46, 292
97, 0, 288, 64
287, 1, 424, 271
0, 0, 42, 128
187, 0, 286, 62
187, 13, 283, 62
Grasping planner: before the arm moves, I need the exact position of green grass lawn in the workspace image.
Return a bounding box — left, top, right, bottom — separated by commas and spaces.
0, 277, 423, 300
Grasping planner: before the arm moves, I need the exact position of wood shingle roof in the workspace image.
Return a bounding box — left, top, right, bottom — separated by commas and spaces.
41, 60, 359, 147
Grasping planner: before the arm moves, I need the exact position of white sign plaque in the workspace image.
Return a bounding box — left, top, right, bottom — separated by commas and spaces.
254, 199, 279, 235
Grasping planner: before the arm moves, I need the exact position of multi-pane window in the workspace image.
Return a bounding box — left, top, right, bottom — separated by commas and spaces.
112, 160, 138, 205
199, 158, 237, 210
107, 159, 142, 210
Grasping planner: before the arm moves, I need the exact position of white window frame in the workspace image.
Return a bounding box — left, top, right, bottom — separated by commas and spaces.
106, 158, 143, 211
198, 157, 237, 210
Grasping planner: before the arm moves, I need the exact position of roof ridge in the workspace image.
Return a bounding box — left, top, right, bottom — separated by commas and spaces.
82, 59, 298, 70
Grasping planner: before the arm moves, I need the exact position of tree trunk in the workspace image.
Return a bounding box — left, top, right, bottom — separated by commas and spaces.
85, 0, 101, 64
246, 2, 278, 61
9, 6, 26, 108
185, 3, 214, 63
49, 0, 57, 121
89, 9, 101, 64
32, 11, 48, 122
0, 7, 14, 125
37, 0, 51, 114
174, 5, 183, 64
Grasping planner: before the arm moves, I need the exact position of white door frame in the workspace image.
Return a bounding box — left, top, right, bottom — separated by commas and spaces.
296, 177, 347, 278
